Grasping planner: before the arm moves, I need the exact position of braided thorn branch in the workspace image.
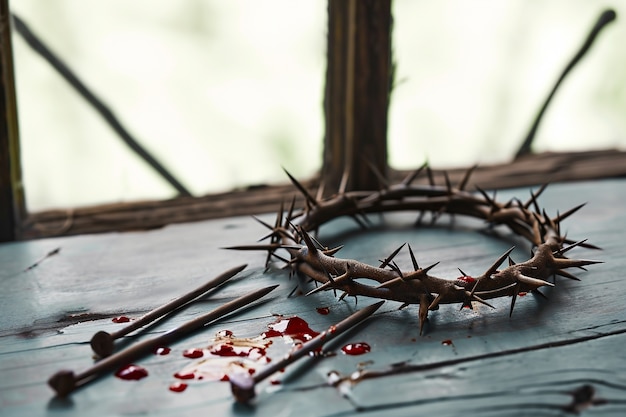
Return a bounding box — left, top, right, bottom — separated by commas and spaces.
226, 166, 601, 334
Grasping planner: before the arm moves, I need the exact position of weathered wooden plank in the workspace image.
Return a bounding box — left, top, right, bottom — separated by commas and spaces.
20, 150, 626, 239
0, 179, 624, 416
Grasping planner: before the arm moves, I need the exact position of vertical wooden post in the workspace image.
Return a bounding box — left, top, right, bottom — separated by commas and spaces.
323, 0, 392, 193
0, 0, 24, 241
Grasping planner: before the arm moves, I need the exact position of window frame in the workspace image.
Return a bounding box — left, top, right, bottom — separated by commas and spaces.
2, 0, 626, 241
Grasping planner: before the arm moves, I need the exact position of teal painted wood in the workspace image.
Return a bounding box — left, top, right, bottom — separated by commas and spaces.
0, 179, 625, 416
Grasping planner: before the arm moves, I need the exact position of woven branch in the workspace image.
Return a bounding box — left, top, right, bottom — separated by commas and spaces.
228, 165, 601, 334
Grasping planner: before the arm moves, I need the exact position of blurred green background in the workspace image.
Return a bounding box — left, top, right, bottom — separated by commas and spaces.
10, 1, 626, 211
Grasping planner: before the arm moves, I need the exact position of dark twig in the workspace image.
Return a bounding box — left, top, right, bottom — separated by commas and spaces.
11, 13, 192, 196
515, 9, 616, 158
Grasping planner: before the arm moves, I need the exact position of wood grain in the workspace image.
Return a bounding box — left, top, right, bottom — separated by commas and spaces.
0, 178, 624, 415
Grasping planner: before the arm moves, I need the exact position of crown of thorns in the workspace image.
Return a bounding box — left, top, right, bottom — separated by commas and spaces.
228, 164, 601, 334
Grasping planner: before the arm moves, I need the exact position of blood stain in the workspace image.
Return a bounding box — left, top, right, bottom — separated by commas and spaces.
341, 342, 371, 355
518, 291, 528, 297
154, 346, 171, 355
112, 316, 130, 323
174, 372, 196, 380
115, 364, 148, 380
270, 379, 281, 385
209, 344, 266, 359
441, 339, 453, 346
169, 382, 188, 393
183, 348, 204, 359
263, 316, 320, 342
456, 276, 476, 285
316, 307, 330, 315
217, 329, 234, 337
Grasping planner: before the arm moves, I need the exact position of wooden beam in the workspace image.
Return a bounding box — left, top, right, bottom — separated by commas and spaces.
20, 150, 626, 239
323, 0, 392, 193
0, 0, 24, 242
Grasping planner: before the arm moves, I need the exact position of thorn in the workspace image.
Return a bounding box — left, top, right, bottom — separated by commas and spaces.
364, 158, 389, 189
339, 168, 350, 194
458, 164, 477, 191
298, 228, 319, 253
286, 195, 297, 225
553, 258, 603, 269
554, 269, 581, 281
444, 171, 452, 194
525, 184, 548, 212
428, 293, 443, 311
516, 273, 555, 288
484, 247, 515, 278
252, 215, 274, 231
389, 261, 403, 277
316, 179, 326, 202
509, 283, 521, 317
275, 200, 285, 232
508, 256, 516, 266
457, 267, 468, 277
554, 239, 588, 256
553, 203, 586, 224
421, 261, 440, 275
476, 186, 497, 212
426, 165, 435, 186
270, 252, 292, 264
524, 184, 548, 209
418, 295, 430, 335
408, 244, 419, 271
283, 168, 318, 208
350, 214, 369, 230
467, 292, 496, 309
223, 244, 302, 251
563, 238, 600, 250
402, 162, 427, 186
308, 233, 328, 251
288, 285, 301, 298
323, 245, 344, 256
379, 243, 407, 269
414, 211, 426, 227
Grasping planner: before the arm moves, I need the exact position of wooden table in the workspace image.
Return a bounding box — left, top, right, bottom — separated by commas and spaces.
1, 178, 625, 416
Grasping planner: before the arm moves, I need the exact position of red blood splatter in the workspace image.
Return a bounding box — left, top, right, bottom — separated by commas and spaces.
169, 382, 188, 392
220, 374, 230, 382
217, 329, 234, 337
154, 346, 171, 355
173, 372, 195, 380
518, 291, 528, 297
341, 342, 371, 355
316, 307, 330, 315
183, 348, 204, 359
270, 379, 281, 385
115, 364, 148, 380
247, 347, 267, 360
441, 339, 453, 346
112, 316, 130, 323
209, 343, 257, 357
263, 316, 320, 342
456, 276, 476, 285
